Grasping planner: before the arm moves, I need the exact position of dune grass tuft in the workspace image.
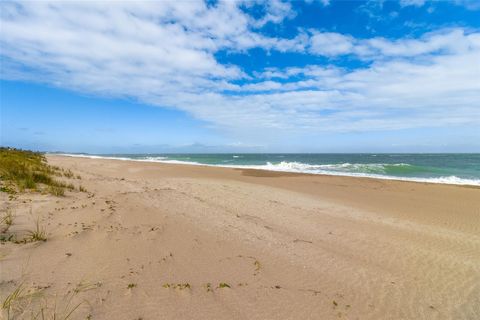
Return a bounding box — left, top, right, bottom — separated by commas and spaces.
27, 219, 47, 242
1, 211, 14, 228
0, 210, 16, 241
2, 282, 84, 320
48, 185, 65, 197
2, 283, 26, 319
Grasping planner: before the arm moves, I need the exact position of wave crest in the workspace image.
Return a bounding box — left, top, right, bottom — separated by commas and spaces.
55, 154, 480, 186
262, 161, 412, 174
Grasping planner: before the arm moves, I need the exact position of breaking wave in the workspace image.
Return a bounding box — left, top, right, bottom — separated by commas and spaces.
56, 154, 480, 186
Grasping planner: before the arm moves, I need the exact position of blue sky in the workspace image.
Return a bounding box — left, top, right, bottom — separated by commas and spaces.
1, 0, 479, 153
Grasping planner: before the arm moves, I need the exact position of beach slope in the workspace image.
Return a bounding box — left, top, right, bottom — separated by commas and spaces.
1, 155, 479, 319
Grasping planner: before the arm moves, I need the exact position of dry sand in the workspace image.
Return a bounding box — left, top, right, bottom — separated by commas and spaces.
1, 155, 479, 319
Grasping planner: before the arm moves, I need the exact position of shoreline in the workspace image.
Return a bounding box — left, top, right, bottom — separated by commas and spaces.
47, 155, 480, 234
54, 152, 480, 187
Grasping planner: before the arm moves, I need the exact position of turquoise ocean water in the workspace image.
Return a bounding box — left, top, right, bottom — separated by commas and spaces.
60, 153, 480, 186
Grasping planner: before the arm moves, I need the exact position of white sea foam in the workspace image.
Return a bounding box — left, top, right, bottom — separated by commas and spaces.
54, 154, 480, 186
243, 162, 480, 186
251, 161, 411, 175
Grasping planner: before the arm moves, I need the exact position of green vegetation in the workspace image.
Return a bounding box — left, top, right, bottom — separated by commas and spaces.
254, 260, 261, 272
2, 282, 84, 320
127, 283, 137, 289
48, 185, 65, 197
1, 214, 48, 244
63, 169, 74, 178
0, 148, 73, 196
162, 283, 191, 290
27, 219, 47, 242
204, 283, 213, 292
218, 283, 230, 289
74, 280, 102, 293
1, 211, 14, 230
2, 283, 26, 319
0, 210, 15, 242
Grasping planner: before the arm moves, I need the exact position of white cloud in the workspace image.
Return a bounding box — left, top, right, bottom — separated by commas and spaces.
400, 0, 426, 8
456, 0, 480, 10
309, 32, 354, 56
305, 28, 478, 58
400, 0, 480, 10
1, 1, 479, 139
304, 0, 331, 6
248, 0, 296, 27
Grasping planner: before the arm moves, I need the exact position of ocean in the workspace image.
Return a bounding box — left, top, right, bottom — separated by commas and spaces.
59, 153, 480, 186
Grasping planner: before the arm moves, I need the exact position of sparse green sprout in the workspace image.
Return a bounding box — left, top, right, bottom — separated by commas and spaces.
162, 283, 190, 290
218, 283, 230, 289
0, 211, 14, 236
127, 283, 137, 289
254, 260, 261, 272
204, 283, 213, 292
79, 185, 87, 192
0, 233, 15, 243
31, 287, 83, 320
27, 219, 47, 242
4, 212, 14, 226
178, 283, 190, 290
2, 283, 25, 315
1, 210, 14, 228
74, 281, 102, 293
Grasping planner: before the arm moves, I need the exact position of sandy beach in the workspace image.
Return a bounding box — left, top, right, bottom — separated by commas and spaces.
1, 155, 479, 319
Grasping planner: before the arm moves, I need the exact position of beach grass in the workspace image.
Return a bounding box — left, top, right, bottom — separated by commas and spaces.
2, 283, 26, 319
27, 218, 47, 242
2, 282, 84, 320
1, 211, 14, 229
0, 210, 15, 242
0, 148, 70, 196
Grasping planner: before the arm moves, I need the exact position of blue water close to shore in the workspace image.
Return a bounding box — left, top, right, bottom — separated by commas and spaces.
58, 153, 480, 186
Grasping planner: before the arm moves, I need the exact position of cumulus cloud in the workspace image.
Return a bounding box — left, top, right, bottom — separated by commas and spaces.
309, 32, 354, 56
247, 0, 296, 27
305, 28, 478, 59
1, 1, 479, 137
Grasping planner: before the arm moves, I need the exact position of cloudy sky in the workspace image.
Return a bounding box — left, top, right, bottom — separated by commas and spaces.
1, 0, 479, 153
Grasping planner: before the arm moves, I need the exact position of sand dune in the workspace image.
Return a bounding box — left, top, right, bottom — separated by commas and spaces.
1, 155, 479, 319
